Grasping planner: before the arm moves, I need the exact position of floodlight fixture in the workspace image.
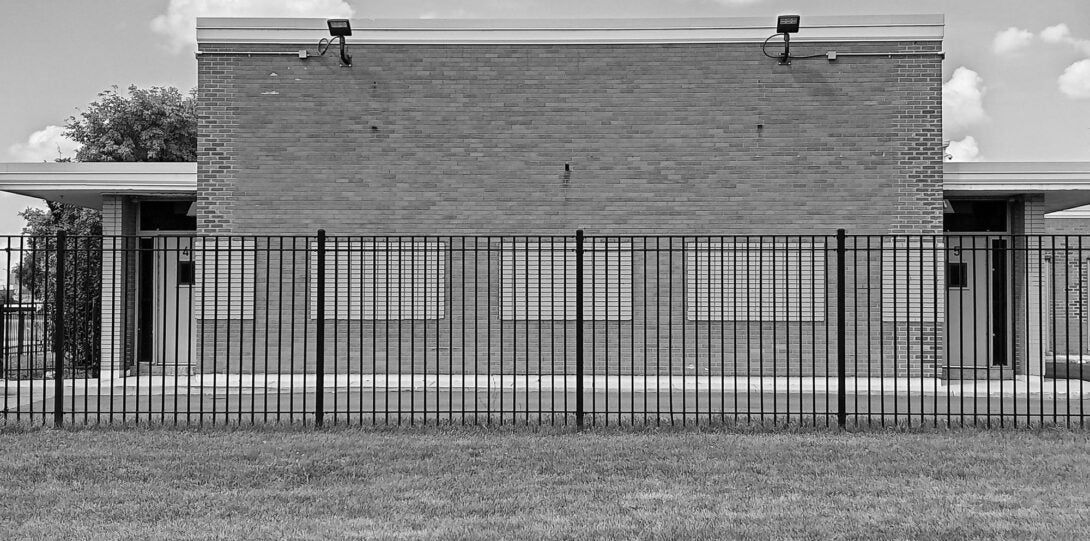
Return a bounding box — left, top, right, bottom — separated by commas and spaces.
776, 15, 800, 34
318, 19, 353, 66
327, 19, 352, 37
764, 14, 801, 65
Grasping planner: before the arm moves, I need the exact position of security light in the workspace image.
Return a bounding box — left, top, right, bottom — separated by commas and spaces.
318, 19, 353, 66
776, 15, 800, 34
327, 19, 352, 37
765, 14, 801, 65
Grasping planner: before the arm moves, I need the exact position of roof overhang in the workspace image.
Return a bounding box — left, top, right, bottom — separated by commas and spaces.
196, 15, 944, 46
1045, 205, 1090, 219
942, 162, 1090, 214
4, 161, 1090, 215
0, 163, 196, 209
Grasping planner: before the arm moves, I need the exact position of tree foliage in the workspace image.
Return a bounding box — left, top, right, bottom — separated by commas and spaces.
14, 203, 104, 374
20, 202, 103, 237
64, 85, 197, 163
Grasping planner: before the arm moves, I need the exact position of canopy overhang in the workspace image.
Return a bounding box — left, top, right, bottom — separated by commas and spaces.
0, 163, 197, 209
943, 162, 1090, 214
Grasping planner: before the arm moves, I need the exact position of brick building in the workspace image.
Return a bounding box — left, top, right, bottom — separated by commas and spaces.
3, 16, 1090, 382
1039, 202, 1090, 368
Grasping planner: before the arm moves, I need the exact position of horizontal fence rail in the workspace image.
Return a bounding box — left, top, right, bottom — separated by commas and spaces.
1, 231, 1088, 428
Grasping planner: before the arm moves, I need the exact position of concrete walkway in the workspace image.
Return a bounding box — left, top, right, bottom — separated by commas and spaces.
5, 374, 1089, 406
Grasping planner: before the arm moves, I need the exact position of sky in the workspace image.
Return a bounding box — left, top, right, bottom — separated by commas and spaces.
1, 0, 1088, 237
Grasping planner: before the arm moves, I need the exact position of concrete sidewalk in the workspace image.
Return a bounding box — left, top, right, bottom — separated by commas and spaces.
5, 374, 1089, 401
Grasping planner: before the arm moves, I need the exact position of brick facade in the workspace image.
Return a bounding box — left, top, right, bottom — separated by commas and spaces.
196, 41, 943, 236
1041, 214, 1090, 361
191, 35, 945, 376
99, 195, 138, 372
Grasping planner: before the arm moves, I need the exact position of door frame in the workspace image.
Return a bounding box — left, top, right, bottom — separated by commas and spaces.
134, 198, 197, 366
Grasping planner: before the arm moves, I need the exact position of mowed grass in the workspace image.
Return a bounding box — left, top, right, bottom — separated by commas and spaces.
2, 427, 1089, 539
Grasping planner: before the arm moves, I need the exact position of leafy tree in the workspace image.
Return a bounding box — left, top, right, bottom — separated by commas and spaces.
65, 85, 197, 162
12, 85, 196, 376
20, 203, 103, 237
15, 203, 103, 374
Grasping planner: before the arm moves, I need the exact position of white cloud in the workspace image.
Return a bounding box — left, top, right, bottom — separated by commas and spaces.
1058, 59, 1090, 99
992, 27, 1033, 55
152, 0, 355, 53
1039, 24, 1090, 100
1040, 23, 1090, 55
1041, 23, 1071, 44
942, 67, 987, 134
6, 125, 81, 162
945, 136, 982, 162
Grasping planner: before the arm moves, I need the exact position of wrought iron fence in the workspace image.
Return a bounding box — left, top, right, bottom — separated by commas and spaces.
1, 231, 1088, 427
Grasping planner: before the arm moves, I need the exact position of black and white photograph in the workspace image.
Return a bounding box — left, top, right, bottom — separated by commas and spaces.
1, 0, 1089, 538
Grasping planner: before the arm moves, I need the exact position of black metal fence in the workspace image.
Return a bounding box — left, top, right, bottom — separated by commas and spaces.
1, 231, 1088, 427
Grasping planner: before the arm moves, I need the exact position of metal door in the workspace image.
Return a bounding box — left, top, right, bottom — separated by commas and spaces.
945, 236, 1009, 370
149, 237, 194, 367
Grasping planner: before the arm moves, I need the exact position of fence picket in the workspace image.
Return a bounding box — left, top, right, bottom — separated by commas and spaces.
0, 231, 1084, 428
53, 232, 65, 428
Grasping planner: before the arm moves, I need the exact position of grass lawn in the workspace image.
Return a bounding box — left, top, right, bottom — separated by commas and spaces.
2, 428, 1089, 539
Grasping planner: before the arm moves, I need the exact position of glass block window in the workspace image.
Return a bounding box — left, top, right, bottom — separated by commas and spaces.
310, 240, 445, 320
194, 237, 255, 320
685, 241, 826, 321
501, 240, 632, 321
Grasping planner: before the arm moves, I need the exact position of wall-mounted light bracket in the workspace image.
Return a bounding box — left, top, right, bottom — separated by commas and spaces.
775, 15, 800, 65
318, 19, 353, 66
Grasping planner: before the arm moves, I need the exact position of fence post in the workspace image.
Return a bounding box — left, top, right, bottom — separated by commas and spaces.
836, 229, 847, 429
54, 231, 66, 428
575, 229, 585, 427
315, 229, 326, 428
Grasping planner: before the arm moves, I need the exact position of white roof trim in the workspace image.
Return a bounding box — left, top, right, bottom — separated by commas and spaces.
943, 162, 1090, 214
0, 163, 196, 209
196, 15, 944, 45
943, 162, 1090, 192
1047, 206, 1090, 219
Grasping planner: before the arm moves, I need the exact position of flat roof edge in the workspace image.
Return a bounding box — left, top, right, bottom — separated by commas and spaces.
944, 161, 1090, 174
943, 162, 1090, 189
1048, 207, 1090, 218
196, 15, 945, 29
196, 15, 944, 45
0, 162, 196, 174
0, 163, 197, 198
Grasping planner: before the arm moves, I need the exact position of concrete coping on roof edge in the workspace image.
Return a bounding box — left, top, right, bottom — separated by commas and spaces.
195, 15, 944, 45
